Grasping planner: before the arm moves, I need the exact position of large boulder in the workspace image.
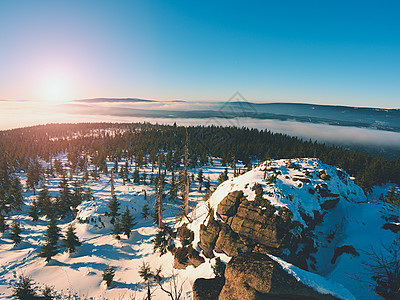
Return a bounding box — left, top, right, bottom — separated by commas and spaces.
199, 191, 297, 258
199, 211, 222, 258
173, 245, 205, 269
219, 252, 340, 300
217, 190, 244, 219
214, 223, 250, 256
227, 200, 294, 250
193, 277, 225, 300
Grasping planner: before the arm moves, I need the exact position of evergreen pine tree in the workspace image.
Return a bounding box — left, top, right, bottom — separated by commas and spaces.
26, 159, 43, 195
39, 240, 59, 262
102, 265, 115, 288
7, 178, 24, 210
29, 200, 39, 221
204, 177, 211, 192
63, 224, 81, 253
107, 194, 120, 224
82, 170, 89, 183
132, 168, 140, 184
197, 169, 204, 192
141, 203, 150, 219
71, 180, 83, 209
37, 185, 54, 218
53, 158, 63, 176
46, 217, 61, 246
152, 225, 176, 256
39, 217, 60, 262
57, 174, 72, 216
168, 172, 178, 201
0, 212, 8, 233
9, 220, 22, 245
42, 285, 55, 300
111, 219, 122, 240
120, 206, 137, 238
12, 275, 37, 299
217, 168, 228, 185
83, 187, 94, 201
141, 170, 147, 185
123, 162, 130, 182
139, 262, 153, 300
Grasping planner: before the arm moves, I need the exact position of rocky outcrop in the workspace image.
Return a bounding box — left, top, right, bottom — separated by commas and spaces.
321, 198, 340, 210
214, 223, 250, 256
227, 200, 294, 250
382, 222, 400, 233
216, 190, 244, 220
331, 245, 359, 264
173, 245, 205, 269
199, 211, 222, 258
193, 277, 225, 300
199, 191, 297, 258
219, 252, 340, 300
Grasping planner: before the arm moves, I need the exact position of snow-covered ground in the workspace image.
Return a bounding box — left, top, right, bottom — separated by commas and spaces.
0, 156, 397, 299
0, 155, 240, 299
188, 158, 398, 300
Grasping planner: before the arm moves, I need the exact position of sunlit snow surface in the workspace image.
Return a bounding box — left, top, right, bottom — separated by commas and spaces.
0, 156, 397, 299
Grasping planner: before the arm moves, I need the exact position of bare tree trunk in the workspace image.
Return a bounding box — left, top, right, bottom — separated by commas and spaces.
157, 187, 163, 229
183, 130, 190, 216
157, 156, 163, 228
110, 171, 115, 195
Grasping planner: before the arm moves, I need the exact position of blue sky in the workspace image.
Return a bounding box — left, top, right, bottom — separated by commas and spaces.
0, 0, 399, 108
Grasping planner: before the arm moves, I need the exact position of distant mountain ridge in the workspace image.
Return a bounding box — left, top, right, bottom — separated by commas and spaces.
68, 98, 400, 132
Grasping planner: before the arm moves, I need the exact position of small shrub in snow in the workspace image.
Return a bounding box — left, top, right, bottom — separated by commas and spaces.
102, 265, 115, 288
42, 285, 55, 300
141, 203, 150, 219
365, 237, 400, 299
251, 183, 264, 205
152, 225, 176, 256
217, 168, 228, 185
13, 275, 37, 299
178, 224, 194, 247
212, 257, 226, 278
266, 174, 278, 185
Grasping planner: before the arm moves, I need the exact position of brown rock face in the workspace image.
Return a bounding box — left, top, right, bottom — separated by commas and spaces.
227, 200, 293, 250
216, 190, 244, 218
199, 191, 298, 258
173, 245, 205, 269
214, 223, 250, 256
193, 277, 225, 300
219, 252, 340, 300
321, 198, 340, 210
199, 212, 222, 258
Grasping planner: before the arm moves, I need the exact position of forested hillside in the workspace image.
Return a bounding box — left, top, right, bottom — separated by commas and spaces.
1, 123, 399, 194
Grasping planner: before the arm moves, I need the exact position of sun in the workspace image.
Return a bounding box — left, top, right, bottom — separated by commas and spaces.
39, 75, 73, 103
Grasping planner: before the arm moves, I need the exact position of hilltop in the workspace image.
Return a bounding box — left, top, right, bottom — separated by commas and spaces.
0, 155, 397, 299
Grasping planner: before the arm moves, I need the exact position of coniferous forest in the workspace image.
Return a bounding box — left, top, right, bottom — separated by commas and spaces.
0, 122, 399, 197
1, 122, 400, 299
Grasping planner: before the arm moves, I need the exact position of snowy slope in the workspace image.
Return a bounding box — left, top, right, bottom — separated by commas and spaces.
1, 155, 240, 299
188, 158, 397, 300
0, 156, 397, 299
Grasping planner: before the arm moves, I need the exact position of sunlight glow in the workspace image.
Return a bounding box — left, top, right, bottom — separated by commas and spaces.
39, 75, 73, 103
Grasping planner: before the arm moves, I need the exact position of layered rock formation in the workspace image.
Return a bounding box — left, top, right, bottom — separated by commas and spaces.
219, 252, 340, 300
